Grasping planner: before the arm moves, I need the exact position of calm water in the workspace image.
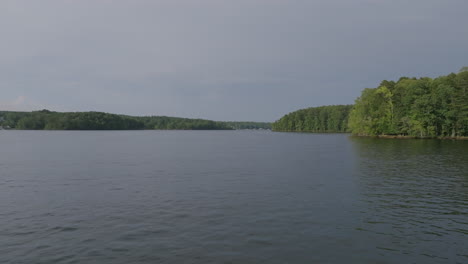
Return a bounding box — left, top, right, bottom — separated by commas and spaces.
0, 131, 467, 264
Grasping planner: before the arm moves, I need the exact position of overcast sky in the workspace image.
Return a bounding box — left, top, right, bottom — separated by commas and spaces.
1, 0, 467, 121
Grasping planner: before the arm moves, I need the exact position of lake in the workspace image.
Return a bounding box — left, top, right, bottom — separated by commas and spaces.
0, 131, 467, 263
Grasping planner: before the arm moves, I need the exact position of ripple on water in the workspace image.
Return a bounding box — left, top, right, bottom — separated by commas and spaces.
0, 132, 467, 264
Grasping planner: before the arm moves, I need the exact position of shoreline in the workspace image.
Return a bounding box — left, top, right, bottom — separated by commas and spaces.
272, 131, 468, 140
272, 130, 350, 134
352, 134, 468, 140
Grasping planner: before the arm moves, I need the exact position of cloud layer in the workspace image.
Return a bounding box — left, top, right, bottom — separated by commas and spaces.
1, 0, 467, 121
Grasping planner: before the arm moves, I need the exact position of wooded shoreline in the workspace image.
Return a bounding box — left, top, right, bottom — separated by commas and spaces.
272, 130, 468, 140
352, 134, 468, 140
272, 68, 468, 138
0, 110, 271, 130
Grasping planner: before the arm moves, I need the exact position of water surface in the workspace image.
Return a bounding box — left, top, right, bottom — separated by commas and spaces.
0, 131, 467, 263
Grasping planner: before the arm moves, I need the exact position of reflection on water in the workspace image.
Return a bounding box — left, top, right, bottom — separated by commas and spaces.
351, 137, 468, 263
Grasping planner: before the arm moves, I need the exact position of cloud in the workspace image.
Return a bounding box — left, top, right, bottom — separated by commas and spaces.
0, 0, 467, 121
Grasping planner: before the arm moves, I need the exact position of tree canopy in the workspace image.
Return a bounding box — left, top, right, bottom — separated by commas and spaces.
349, 71, 468, 137
0, 111, 233, 130
272, 69, 468, 138
272, 105, 352, 132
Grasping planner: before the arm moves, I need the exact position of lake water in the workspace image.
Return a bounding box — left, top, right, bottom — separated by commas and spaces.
0, 131, 467, 264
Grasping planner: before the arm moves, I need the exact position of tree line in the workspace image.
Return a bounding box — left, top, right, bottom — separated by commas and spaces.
223, 121, 271, 130
272, 68, 468, 137
0, 110, 232, 130
272, 105, 352, 132
0, 110, 273, 130
349, 69, 468, 137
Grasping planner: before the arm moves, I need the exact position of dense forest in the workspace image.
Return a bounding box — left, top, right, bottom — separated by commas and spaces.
0, 110, 272, 130
0, 110, 231, 130
272, 68, 468, 137
272, 105, 352, 132
348, 69, 468, 137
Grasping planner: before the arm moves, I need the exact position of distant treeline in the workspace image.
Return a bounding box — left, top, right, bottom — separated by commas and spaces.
0, 110, 272, 130
223, 121, 271, 130
273, 68, 468, 137
0, 110, 231, 130
272, 105, 352, 132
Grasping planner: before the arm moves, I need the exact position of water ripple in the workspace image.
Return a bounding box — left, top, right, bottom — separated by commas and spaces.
0, 132, 467, 264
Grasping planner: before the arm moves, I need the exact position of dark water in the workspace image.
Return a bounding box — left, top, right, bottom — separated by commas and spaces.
1, 131, 467, 264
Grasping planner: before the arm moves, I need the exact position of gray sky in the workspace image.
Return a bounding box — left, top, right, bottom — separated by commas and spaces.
1, 0, 467, 122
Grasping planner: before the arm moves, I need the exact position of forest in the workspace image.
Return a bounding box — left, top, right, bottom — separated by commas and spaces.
272, 68, 468, 137
0, 110, 272, 130
271, 105, 352, 132
348, 69, 468, 137
0, 110, 231, 130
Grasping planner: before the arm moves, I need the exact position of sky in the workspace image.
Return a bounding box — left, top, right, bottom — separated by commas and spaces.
1, 0, 467, 122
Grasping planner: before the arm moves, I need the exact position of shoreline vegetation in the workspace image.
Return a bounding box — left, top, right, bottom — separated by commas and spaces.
272, 68, 468, 139
271, 105, 352, 133
1, 68, 466, 138
352, 135, 468, 140
0, 110, 271, 130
